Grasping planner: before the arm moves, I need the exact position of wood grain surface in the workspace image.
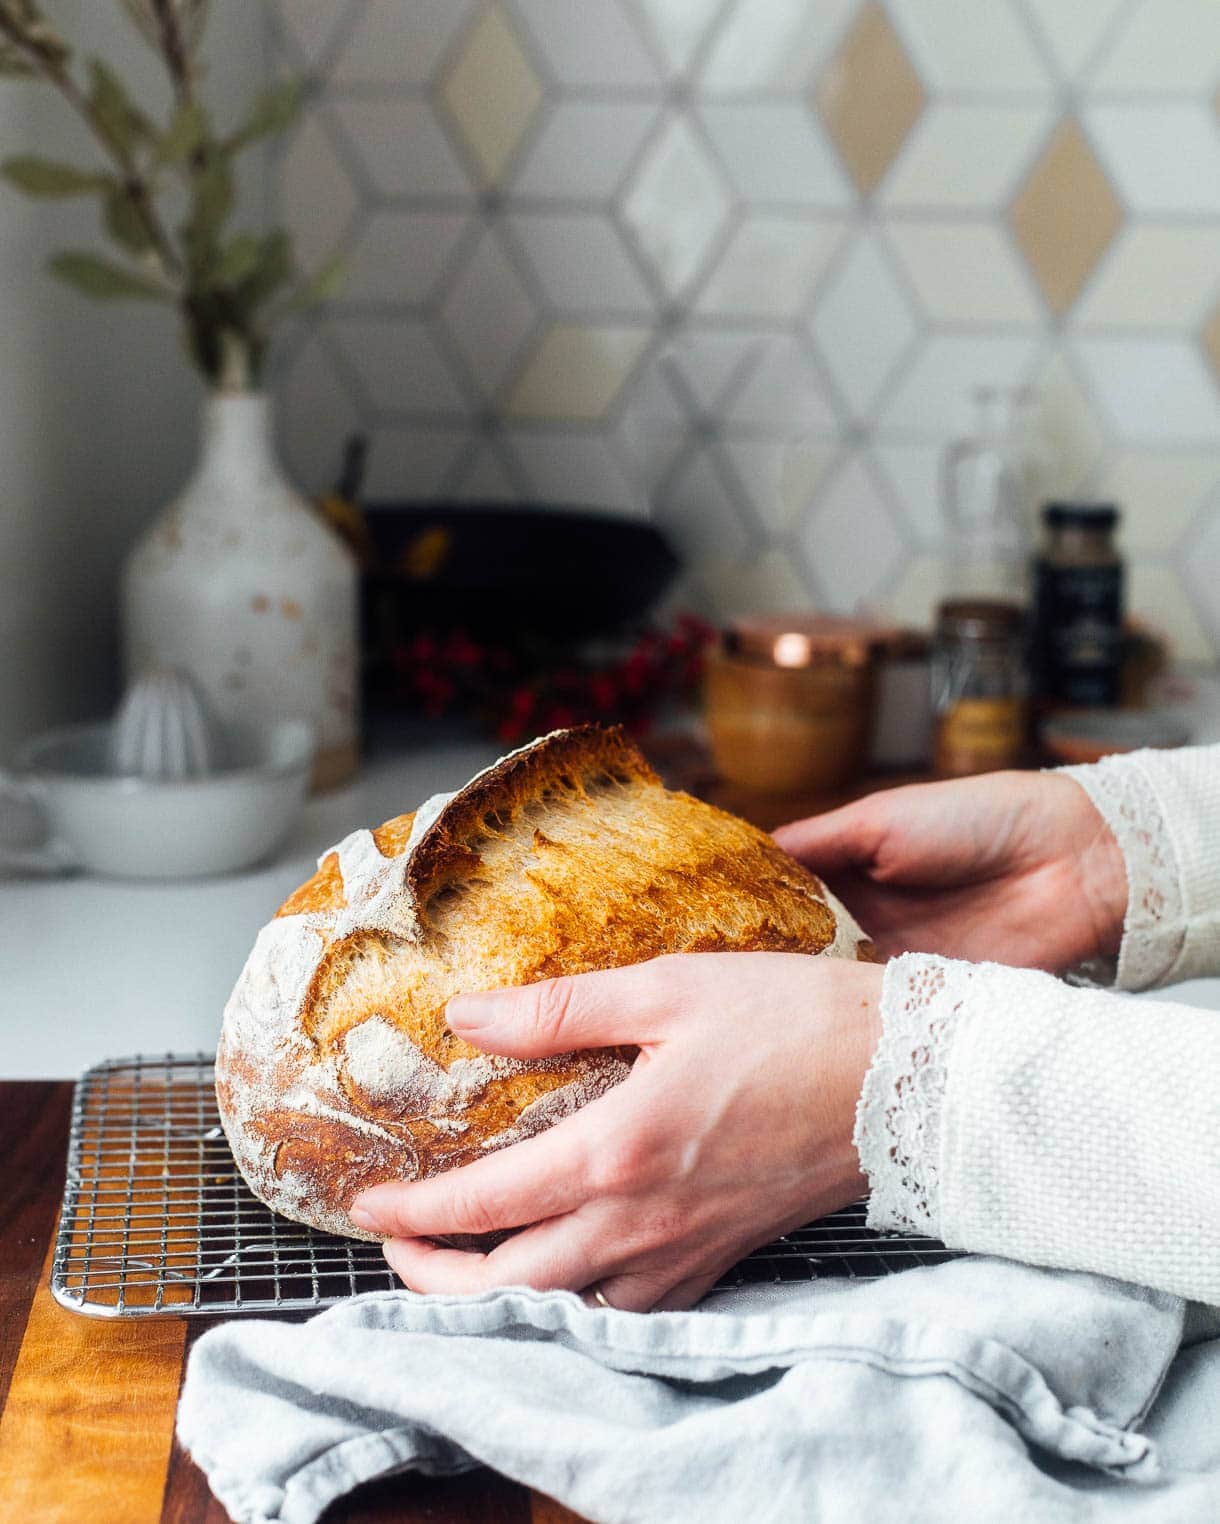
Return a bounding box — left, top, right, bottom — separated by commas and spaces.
0, 1082, 587, 1524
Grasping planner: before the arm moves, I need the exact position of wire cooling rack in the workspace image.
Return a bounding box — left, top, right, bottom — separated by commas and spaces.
52, 1054, 959, 1319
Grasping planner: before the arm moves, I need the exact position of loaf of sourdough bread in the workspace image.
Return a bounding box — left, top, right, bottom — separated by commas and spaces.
215, 725, 873, 1240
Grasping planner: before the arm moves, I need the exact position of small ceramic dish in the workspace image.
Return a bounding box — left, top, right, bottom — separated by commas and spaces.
1040, 709, 1191, 767
0, 718, 315, 879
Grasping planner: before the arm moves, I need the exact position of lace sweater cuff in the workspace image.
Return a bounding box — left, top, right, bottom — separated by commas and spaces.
1060, 745, 1220, 990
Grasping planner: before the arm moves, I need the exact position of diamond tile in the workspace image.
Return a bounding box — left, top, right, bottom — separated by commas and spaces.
360, 426, 469, 499
871, 443, 944, 544
699, 549, 813, 616
886, 221, 1043, 326
279, 117, 359, 274
633, 0, 724, 76
1181, 493, 1220, 651
512, 102, 659, 199
1085, 104, 1220, 216
887, 0, 1049, 92
699, 104, 851, 206
277, 330, 363, 496
727, 338, 840, 435
879, 335, 1040, 435
1075, 338, 1220, 444
1009, 119, 1122, 317
332, 0, 476, 84
1020, 0, 1128, 81
655, 447, 756, 565
615, 360, 692, 490
441, 228, 538, 398
273, 0, 348, 66
1204, 300, 1220, 390
881, 103, 1052, 209
344, 210, 471, 304
620, 116, 732, 298
508, 212, 654, 315
331, 316, 468, 417
509, 430, 642, 513
508, 324, 649, 420
812, 233, 919, 422
700, 0, 857, 95
333, 100, 469, 197
1092, 0, 1220, 93
817, 2, 925, 197
440, 4, 544, 188
697, 216, 848, 319
1130, 563, 1212, 663
1075, 227, 1220, 330
884, 552, 945, 627
658, 332, 765, 412
1102, 451, 1220, 553
720, 438, 839, 532
1028, 350, 1106, 500
449, 444, 521, 503
512, 0, 659, 86
798, 455, 906, 613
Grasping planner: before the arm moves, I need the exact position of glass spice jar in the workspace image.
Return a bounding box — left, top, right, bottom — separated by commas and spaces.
932, 600, 1028, 777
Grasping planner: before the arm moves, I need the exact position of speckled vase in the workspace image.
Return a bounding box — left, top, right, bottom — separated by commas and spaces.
122, 393, 359, 791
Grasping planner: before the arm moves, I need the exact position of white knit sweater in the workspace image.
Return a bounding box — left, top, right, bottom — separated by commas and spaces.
854, 744, 1220, 1304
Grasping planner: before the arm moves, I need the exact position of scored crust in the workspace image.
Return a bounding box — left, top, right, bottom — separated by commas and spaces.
215, 724, 874, 1241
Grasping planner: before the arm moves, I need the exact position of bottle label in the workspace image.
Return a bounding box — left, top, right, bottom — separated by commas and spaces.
1034, 562, 1123, 705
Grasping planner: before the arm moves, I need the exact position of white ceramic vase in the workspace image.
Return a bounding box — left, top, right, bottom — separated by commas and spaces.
122, 393, 359, 791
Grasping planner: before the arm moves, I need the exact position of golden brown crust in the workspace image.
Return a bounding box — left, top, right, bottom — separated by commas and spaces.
216, 725, 871, 1241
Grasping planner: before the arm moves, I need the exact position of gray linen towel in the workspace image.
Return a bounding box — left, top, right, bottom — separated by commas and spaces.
177, 1255, 1220, 1524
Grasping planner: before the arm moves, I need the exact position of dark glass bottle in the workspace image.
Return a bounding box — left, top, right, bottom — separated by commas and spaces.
1032, 504, 1124, 707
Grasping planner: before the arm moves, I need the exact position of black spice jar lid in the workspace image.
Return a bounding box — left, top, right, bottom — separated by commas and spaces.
1043, 501, 1120, 529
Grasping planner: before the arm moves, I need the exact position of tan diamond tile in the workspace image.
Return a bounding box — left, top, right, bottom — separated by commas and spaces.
508, 324, 649, 421
1203, 298, 1220, 391
816, 1, 925, 196
439, 5, 543, 188
1009, 118, 1122, 316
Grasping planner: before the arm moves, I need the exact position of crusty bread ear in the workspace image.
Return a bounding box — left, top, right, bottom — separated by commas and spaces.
216, 725, 874, 1241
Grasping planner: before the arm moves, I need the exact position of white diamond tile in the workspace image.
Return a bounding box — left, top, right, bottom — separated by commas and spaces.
880, 104, 1053, 210
344, 210, 471, 305
1074, 338, 1220, 444
508, 324, 650, 419
699, 548, 813, 615
332, 0, 476, 84
279, 117, 359, 274
885, 221, 1043, 326
273, 0, 348, 65
656, 447, 755, 563
1091, 0, 1220, 94
721, 437, 839, 531
1102, 451, 1220, 553
812, 233, 919, 421
1020, 0, 1128, 81
332, 100, 469, 197
633, 0, 724, 75
509, 430, 643, 513
798, 455, 906, 613
512, 0, 660, 86
660, 332, 765, 412
699, 0, 857, 95
1029, 350, 1106, 499
887, 0, 1050, 93
1074, 227, 1220, 330
697, 216, 847, 319
878, 335, 1040, 435
512, 102, 659, 199
1130, 562, 1212, 663
331, 316, 469, 416
728, 338, 840, 435
1085, 104, 1220, 216
449, 444, 521, 502
441, 228, 538, 397
871, 442, 944, 544
700, 103, 852, 206
508, 213, 654, 315
621, 117, 732, 298
277, 331, 363, 496
1182, 497, 1220, 648
361, 426, 469, 499
615, 366, 691, 491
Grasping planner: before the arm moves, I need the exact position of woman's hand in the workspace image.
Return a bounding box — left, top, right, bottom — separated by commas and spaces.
349, 952, 883, 1312
774, 771, 1127, 972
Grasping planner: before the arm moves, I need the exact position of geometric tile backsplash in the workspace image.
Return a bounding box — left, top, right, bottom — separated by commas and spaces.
269, 0, 1220, 659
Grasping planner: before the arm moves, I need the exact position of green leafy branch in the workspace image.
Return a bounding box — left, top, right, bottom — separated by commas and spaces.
0, 0, 340, 388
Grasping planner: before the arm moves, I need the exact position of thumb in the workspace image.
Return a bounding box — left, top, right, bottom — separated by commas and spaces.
772, 799, 881, 874
447, 961, 667, 1058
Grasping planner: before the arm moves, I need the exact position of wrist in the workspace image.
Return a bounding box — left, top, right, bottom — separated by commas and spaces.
1057, 775, 1129, 961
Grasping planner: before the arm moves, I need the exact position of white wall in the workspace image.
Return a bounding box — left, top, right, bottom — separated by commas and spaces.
0, 2, 268, 758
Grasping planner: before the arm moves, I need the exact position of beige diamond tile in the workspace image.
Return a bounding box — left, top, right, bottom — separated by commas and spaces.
816, 1, 925, 197
507, 324, 649, 421
1009, 118, 1122, 316
439, 4, 543, 188
1130, 563, 1212, 664
1204, 299, 1220, 392
1101, 451, 1220, 553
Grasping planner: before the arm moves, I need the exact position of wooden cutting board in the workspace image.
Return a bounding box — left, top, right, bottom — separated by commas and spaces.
0, 1081, 587, 1524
